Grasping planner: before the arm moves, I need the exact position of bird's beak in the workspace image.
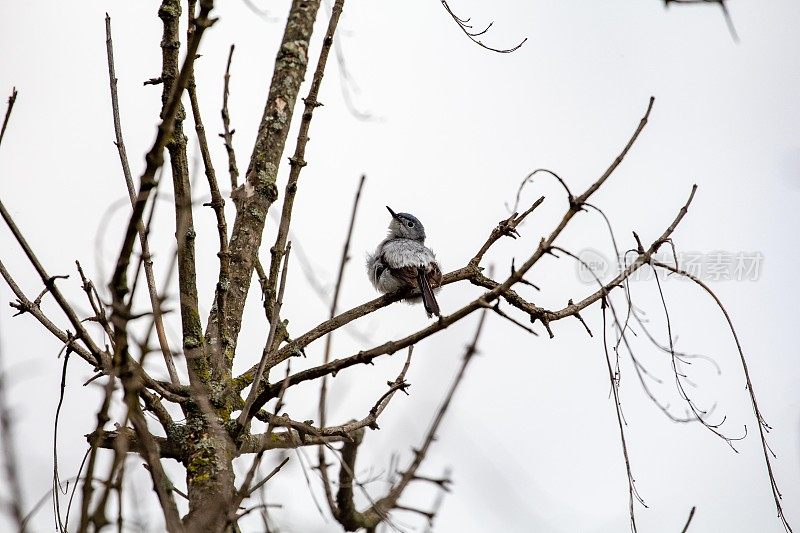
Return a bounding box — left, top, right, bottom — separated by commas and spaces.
386, 206, 401, 220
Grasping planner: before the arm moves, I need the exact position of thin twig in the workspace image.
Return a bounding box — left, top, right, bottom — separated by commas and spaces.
0, 200, 107, 367
583, 201, 719, 421
422, 467, 452, 532
108, 0, 215, 357
237, 244, 292, 433
105, 15, 134, 191
220, 44, 239, 189
652, 265, 740, 448
654, 261, 793, 533
681, 506, 697, 533
318, 173, 366, 513
105, 13, 180, 386
228, 365, 294, 528
0, 260, 94, 367
0, 87, 18, 149
247, 457, 290, 497
327, 0, 377, 122
469, 195, 544, 268
256, 347, 414, 444
335, 310, 488, 530
440, 1, 527, 53
75, 261, 114, 351
601, 298, 645, 533
79, 358, 115, 532
510, 168, 573, 212
263, 0, 346, 326
186, 5, 232, 382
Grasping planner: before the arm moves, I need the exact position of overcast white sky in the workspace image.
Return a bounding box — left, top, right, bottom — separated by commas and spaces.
1, 1, 799, 532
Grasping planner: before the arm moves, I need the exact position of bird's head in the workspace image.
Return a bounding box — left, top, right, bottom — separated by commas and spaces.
386, 206, 426, 241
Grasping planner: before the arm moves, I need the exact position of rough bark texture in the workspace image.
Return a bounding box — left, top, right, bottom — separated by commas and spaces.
179, 411, 236, 530
159, 0, 207, 384
185, 1, 321, 529
159, 1, 235, 530
204, 0, 322, 386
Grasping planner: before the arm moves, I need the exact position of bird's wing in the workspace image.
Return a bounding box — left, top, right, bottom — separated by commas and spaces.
387, 264, 419, 287
426, 260, 443, 288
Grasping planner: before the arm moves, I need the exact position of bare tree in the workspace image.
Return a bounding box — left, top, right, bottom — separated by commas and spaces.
0, 1, 791, 532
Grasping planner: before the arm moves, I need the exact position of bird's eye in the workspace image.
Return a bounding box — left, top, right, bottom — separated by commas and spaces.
406, 221, 414, 228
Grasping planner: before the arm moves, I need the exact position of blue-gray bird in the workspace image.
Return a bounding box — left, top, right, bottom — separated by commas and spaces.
367, 207, 443, 317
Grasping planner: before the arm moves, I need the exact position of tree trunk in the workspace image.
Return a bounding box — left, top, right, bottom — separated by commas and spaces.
182, 409, 236, 531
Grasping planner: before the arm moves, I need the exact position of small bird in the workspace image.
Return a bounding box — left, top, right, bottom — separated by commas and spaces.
367, 207, 443, 317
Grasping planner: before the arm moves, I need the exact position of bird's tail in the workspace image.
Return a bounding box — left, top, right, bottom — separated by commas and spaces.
417, 267, 440, 317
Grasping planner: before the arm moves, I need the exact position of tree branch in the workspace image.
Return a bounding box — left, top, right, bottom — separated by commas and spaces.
157, 0, 206, 389
440, 1, 527, 53
89, 427, 182, 461
220, 44, 239, 189
237, 243, 292, 435
205, 0, 322, 383
105, 13, 180, 386
654, 260, 793, 532
335, 309, 488, 530
240, 99, 658, 410
0, 87, 18, 149
263, 0, 346, 331
255, 177, 695, 418
318, 173, 366, 513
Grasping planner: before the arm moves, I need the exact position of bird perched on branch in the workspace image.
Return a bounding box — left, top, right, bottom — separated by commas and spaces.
367, 207, 443, 317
